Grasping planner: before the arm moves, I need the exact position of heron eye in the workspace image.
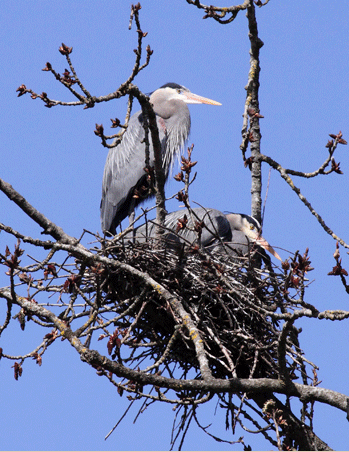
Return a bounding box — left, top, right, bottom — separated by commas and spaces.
250, 224, 255, 231
176, 88, 181, 94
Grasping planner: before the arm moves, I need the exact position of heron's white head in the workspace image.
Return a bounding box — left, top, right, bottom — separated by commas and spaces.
226, 213, 281, 261
151, 83, 221, 106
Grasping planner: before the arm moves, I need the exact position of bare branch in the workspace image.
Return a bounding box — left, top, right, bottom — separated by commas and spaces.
258, 154, 349, 249
0, 178, 80, 246
186, 0, 251, 23
16, 5, 153, 111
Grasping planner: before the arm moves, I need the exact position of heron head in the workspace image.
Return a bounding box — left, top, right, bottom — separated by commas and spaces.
151, 83, 221, 106
226, 213, 282, 260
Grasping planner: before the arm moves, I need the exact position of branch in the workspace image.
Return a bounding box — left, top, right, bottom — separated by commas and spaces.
258, 154, 349, 249
264, 132, 346, 179
186, 0, 251, 23
241, 1, 264, 222
16, 5, 153, 111
0, 287, 348, 415
126, 85, 167, 231
0, 178, 82, 246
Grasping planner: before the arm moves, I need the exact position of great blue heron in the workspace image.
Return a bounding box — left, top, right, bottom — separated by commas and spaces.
100, 83, 221, 235
131, 207, 282, 261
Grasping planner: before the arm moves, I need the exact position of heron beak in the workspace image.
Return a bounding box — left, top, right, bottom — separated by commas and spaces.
245, 228, 282, 261
255, 236, 282, 261
182, 92, 222, 106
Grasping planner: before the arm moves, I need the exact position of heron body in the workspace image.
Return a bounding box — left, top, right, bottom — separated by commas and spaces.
131, 207, 281, 261
100, 83, 221, 235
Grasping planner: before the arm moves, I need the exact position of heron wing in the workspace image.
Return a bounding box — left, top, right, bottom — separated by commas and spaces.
100, 111, 167, 233
196, 208, 232, 246
133, 207, 232, 246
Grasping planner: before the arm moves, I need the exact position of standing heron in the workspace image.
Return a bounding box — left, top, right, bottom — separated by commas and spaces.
132, 207, 282, 261
100, 83, 221, 235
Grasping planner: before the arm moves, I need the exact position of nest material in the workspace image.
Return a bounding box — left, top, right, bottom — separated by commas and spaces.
93, 237, 305, 381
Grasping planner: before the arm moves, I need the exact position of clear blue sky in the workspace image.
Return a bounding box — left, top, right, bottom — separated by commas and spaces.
1, 1, 349, 450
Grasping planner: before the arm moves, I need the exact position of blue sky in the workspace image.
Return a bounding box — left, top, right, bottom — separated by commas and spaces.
1, 1, 349, 450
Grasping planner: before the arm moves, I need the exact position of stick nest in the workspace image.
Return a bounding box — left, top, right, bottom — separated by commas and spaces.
88, 236, 309, 382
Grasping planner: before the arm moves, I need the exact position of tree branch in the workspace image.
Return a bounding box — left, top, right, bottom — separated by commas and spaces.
0, 178, 81, 246
258, 154, 349, 249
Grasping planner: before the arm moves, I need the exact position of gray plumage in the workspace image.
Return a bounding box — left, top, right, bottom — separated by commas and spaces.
131, 207, 281, 260
100, 83, 221, 235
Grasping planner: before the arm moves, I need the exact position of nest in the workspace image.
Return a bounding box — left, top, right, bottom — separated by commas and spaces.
87, 236, 307, 382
